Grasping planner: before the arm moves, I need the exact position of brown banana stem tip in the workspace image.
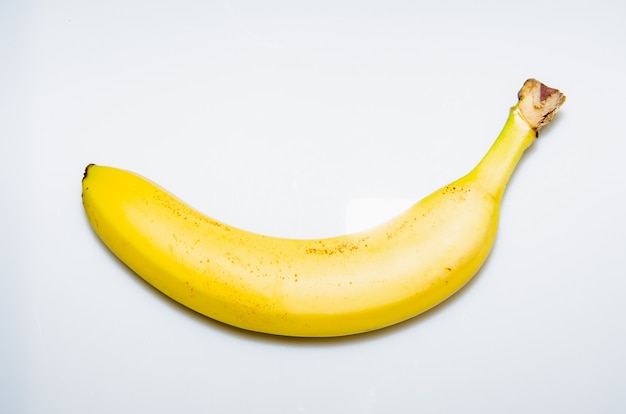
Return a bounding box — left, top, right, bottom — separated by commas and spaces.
517, 79, 566, 131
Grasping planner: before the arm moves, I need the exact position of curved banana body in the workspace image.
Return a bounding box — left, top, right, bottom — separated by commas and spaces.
82, 79, 564, 337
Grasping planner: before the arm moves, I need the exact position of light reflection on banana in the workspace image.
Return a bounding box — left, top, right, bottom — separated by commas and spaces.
82, 79, 565, 337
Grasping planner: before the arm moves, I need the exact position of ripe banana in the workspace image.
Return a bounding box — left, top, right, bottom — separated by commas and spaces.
82, 79, 565, 337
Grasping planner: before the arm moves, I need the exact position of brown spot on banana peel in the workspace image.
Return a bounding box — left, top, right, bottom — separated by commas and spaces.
305, 241, 360, 255
517, 79, 566, 132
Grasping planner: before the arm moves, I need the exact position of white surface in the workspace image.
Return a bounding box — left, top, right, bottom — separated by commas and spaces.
3, 0, 626, 412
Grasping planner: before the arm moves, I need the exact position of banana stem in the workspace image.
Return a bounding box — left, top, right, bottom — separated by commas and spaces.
471, 79, 566, 200
471, 108, 536, 200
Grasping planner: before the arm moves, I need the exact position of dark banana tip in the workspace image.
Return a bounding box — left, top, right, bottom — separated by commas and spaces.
83, 163, 95, 180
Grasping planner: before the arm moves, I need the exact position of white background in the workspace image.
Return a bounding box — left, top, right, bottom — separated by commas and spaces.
3, 0, 626, 412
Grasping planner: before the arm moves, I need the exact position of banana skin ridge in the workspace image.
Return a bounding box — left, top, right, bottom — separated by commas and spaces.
81, 79, 565, 337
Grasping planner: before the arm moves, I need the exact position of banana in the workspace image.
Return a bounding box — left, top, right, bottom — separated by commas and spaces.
82, 79, 565, 337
